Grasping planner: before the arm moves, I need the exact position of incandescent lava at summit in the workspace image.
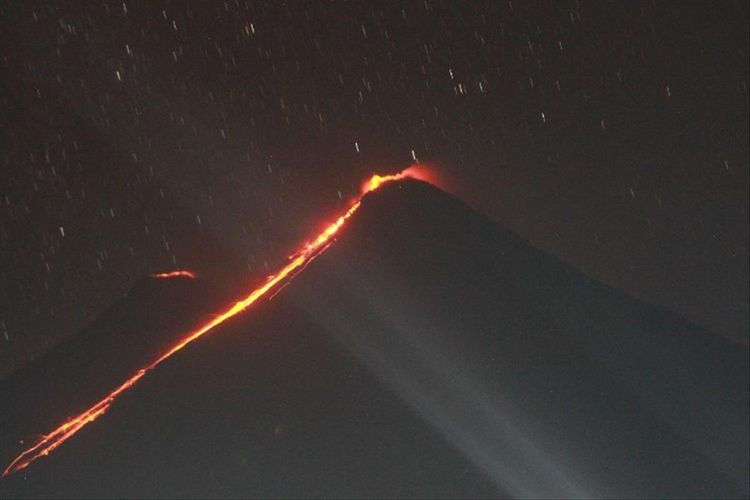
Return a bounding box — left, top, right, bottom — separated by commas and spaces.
0, 173, 747, 498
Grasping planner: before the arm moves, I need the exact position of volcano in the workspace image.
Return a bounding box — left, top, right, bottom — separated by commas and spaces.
0, 179, 747, 498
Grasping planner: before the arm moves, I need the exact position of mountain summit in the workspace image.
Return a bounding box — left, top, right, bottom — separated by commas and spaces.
1, 179, 747, 498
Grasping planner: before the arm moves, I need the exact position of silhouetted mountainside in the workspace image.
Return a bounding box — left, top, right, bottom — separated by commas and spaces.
0, 75, 251, 379
1, 180, 747, 498
0, 276, 229, 460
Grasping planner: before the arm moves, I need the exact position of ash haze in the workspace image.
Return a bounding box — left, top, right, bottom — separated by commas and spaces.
0, 1, 747, 375
0, 179, 746, 497
0, 1, 747, 497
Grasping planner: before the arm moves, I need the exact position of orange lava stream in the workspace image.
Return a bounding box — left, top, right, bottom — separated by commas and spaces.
150, 270, 197, 279
2, 170, 413, 478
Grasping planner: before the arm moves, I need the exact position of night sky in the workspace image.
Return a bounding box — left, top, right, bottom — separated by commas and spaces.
1, 0, 748, 376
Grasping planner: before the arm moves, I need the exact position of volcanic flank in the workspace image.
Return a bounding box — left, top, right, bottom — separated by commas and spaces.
0, 178, 747, 498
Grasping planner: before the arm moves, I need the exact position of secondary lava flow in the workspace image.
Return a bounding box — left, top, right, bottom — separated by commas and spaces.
2, 168, 420, 478
151, 270, 197, 279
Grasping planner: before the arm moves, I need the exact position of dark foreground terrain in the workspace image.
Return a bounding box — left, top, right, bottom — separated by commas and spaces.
1, 180, 747, 498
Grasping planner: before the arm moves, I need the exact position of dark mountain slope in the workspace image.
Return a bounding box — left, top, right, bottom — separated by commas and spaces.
0, 82, 249, 379
0, 276, 231, 461
0, 180, 746, 498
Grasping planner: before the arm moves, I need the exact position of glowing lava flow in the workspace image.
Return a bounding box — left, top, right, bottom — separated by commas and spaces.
2, 169, 417, 478
151, 270, 197, 279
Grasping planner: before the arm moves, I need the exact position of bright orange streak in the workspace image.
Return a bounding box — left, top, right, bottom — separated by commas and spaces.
150, 270, 197, 279
2, 169, 419, 478
361, 172, 408, 194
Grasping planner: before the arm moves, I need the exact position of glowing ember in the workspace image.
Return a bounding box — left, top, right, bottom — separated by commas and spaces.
151, 270, 197, 279
2, 168, 423, 478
